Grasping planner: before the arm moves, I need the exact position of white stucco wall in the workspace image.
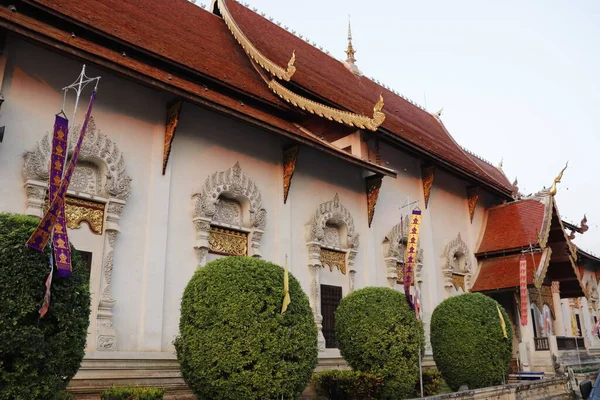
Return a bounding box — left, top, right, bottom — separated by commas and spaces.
0, 36, 505, 357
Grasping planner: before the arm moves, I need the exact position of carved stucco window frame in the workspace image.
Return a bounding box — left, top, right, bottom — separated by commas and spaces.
442, 232, 473, 294
306, 194, 359, 351
382, 218, 424, 289
192, 162, 266, 267
22, 118, 132, 351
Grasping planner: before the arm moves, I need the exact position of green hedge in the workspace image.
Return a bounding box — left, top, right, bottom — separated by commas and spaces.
100, 386, 166, 399
431, 293, 513, 391
335, 287, 424, 399
0, 213, 91, 400
311, 370, 384, 400
175, 256, 318, 399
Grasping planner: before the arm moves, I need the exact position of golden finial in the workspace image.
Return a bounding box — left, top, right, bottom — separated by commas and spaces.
345, 15, 356, 65
549, 162, 568, 196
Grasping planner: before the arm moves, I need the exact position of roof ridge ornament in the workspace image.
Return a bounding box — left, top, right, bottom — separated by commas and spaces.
549, 162, 568, 196
218, 0, 296, 81
268, 79, 386, 131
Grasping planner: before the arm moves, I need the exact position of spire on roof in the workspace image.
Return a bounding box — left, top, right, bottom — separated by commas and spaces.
345, 17, 356, 65
343, 16, 362, 76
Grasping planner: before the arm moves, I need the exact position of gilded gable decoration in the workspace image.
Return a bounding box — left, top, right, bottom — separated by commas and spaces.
306, 194, 359, 350
421, 165, 435, 209
192, 162, 266, 266
383, 218, 424, 288
268, 79, 386, 131
22, 117, 131, 352
442, 233, 472, 295
162, 100, 182, 175
366, 174, 383, 227
44, 196, 105, 235
283, 145, 299, 204
218, 0, 296, 81
467, 186, 479, 223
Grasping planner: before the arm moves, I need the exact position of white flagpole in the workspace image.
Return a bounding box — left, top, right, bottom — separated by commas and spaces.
400, 195, 423, 397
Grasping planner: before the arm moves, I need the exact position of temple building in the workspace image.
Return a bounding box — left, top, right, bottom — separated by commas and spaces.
0, 0, 596, 394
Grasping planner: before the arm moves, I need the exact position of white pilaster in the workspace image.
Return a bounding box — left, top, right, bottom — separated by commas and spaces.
137, 120, 172, 351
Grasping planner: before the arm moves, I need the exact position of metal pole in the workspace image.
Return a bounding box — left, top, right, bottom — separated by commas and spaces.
418, 343, 424, 397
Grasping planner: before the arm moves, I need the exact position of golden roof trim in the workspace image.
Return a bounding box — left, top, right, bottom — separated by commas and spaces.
218, 0, 296, 81
268, 79, 385, 131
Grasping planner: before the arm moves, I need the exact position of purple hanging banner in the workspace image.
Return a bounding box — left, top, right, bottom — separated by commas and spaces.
27, 91, 97, 279
48, 115, 71, 278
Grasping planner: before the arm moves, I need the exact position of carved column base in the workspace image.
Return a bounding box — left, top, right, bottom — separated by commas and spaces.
249, 229, 264, 258
24, 180, 47, 218
315, 313, 326, 351
384, 258, 398, 288
97, 300, 117, 351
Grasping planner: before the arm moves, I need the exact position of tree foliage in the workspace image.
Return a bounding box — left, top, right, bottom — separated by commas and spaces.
430, 292, 513, 391
0, 213, 91, 399
335, 287, 424, 399
175, 256, 318, 400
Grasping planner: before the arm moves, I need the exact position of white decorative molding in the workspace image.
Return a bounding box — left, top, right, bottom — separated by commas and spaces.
23, 117, 132, 202
306, 194, 359, 350
192, 162, 266, 267
22, 118, 131, 352
442, 232, 472, 295
382, 218, 424, 289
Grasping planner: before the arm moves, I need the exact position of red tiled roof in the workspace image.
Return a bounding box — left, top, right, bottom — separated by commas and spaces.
477, 198, 547, 254
20, 0, 511, 194
471, 253, 542, 292
224, 0, 512, 193
466, 153, 512, 189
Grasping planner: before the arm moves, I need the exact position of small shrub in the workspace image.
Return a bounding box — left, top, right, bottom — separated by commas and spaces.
413, 369, 442, 397
54, 391, 76, 400
0, 213, 91, 400
311, 370, 384, 400
175, 256, 318, 400
335, 287, 424, 399
431, 293, 513, 391
100, 386, 166, 400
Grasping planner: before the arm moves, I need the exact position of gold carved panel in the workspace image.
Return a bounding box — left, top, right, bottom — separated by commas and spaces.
396, 262, 404, 284
45, 196, 105, 235
452, 273, 465, 291
320, 248, 346, 275
209, 227, 248, 256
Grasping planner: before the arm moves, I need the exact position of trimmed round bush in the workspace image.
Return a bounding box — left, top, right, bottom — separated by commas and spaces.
0, 213, 91, 399
431, 292, 513, 391
175, 256, 318, 399
335, 287, 424, 399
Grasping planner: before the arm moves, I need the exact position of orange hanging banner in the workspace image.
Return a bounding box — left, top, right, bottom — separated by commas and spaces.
519, 255, 528, 326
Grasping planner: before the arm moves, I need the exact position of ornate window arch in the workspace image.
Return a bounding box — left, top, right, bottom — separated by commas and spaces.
306, 193, 359, 350
382, 218, 424, 289
442, 233, 473, 295
192, 162, 266, 267
22, 117, 131, 351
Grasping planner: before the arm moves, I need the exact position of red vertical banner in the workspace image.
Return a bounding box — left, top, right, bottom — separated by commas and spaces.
519, 255, 528, 326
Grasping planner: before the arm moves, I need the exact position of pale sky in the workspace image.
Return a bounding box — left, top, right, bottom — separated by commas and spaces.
197, 0, 600, 254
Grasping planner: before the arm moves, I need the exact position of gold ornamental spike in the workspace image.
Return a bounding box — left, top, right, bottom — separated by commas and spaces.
218, 0, 296, 81
268, 79, 386, 131
549, 162, 568, 196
